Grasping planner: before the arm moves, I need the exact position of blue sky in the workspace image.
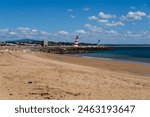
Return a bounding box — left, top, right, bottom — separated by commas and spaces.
0, 0, 150, 44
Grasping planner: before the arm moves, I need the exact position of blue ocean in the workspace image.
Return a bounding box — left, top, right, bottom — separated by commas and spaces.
75, 46, 150, 64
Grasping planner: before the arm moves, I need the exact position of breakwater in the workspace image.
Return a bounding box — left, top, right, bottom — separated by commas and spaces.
0, 46, 112, 54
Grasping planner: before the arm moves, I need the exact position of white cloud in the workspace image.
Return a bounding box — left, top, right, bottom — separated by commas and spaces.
88, 16, 98, 20
76, 30, 86, 34
1, 27, 150, 44
106, 30, 117, 34
58, 31, 69, 35
0, 27, 52, 41
83, 7, 90, 11
98, 19, 109, 23
40, 31, 51, 35
17, 27, 31, 30
147, 15, 150, 18
127, 31, 132, 34
106, 21, 125, 27
68, 9, 73, 12
130, 6, 136, 9
32, 29, 38, 32
70, 15, 75, 18
10, 32, 17, 35
121, 11, 146, 21
144, 4, 147, 7
124, 31, 141, 38
0, 29, 9, 32
84, 24, 102, 32
99, 12, 116, 19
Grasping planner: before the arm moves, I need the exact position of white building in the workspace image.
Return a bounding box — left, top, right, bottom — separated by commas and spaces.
43, 40, 48, 46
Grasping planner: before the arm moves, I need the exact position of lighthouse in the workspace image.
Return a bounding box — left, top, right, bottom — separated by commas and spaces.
73, 35, 79, 47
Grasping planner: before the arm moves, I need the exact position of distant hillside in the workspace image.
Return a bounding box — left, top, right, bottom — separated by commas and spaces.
5, 39, 97, 46
6, 39, 41, 43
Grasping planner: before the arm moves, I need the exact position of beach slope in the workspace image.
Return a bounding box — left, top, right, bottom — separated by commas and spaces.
0, 51, 150, 100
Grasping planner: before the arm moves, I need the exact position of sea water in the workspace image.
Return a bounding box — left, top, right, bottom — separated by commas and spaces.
75, 46, 150, 64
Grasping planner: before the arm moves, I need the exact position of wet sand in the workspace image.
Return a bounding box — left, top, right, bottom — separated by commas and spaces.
0, 51, 150, 100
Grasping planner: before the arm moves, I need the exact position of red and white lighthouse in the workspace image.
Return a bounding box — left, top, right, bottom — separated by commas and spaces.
73, 36, 79, 47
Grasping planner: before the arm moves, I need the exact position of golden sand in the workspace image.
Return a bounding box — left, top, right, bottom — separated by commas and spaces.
0, 51, 150, 100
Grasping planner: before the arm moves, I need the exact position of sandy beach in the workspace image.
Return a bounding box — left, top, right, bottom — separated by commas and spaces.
0, 50, 150, 100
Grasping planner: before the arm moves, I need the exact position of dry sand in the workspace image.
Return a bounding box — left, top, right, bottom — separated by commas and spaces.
0, 50, 150, 100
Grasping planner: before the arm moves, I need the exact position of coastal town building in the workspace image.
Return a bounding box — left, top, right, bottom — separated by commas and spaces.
43, 40, 48, 46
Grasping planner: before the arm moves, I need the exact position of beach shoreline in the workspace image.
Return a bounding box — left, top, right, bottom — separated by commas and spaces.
74, 55, 150, 67
37, 53, 150, 76
0, 50, 150, 100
